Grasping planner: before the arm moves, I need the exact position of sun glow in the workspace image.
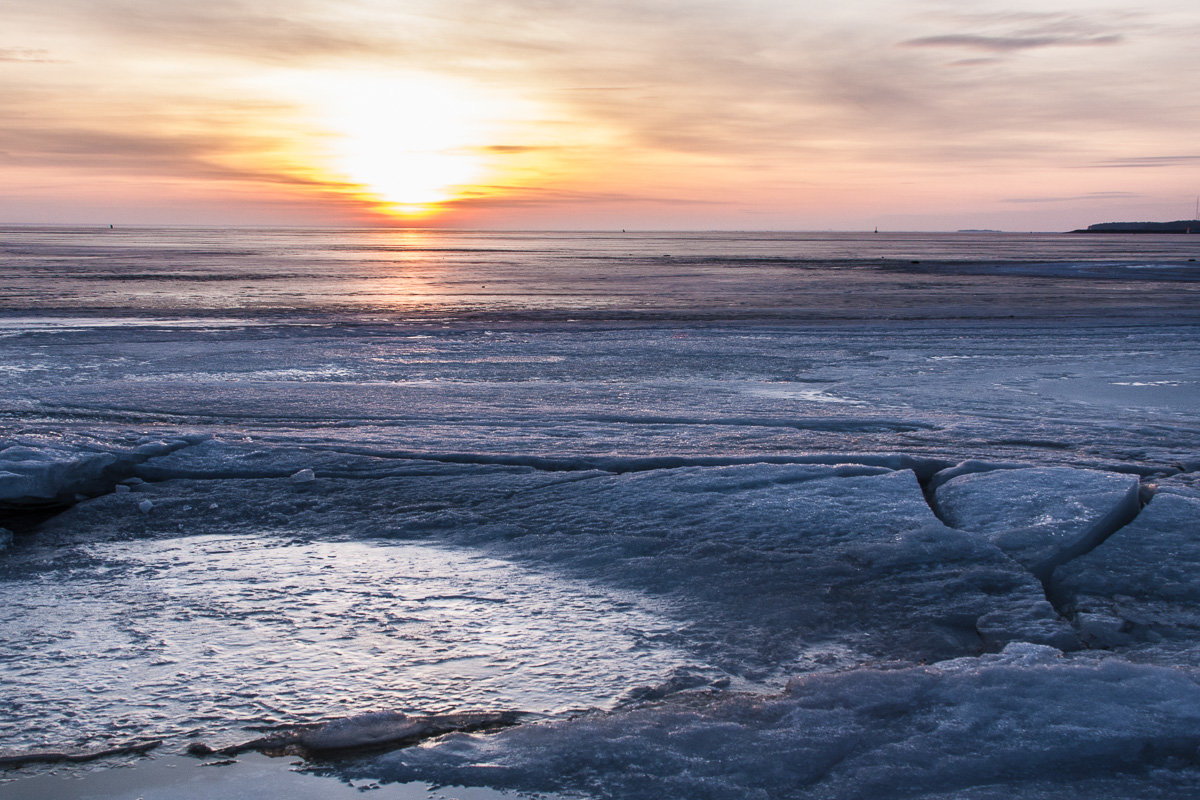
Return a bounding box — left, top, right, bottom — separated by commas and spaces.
298, 73, 527, 217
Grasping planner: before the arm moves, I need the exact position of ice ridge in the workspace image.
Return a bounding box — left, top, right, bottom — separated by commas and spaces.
0, 436, 204, 511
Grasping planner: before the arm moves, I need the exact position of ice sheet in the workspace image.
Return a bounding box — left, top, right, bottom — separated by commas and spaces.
3, 229, 1200, 798
338, 644, 1200, 800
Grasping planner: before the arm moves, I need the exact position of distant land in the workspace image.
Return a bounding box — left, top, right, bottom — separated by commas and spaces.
1072, 220, 1200, 234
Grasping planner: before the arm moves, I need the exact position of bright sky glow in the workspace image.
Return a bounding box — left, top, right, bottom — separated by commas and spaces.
288, 73, 522, 215
1, 0, 1198, 229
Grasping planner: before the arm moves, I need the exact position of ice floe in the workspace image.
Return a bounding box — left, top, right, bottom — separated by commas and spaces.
428, 463, 1076, 665
188, 710, 522, 758
0, 444, 120, 508
1055, 492, 1200, 648
0, 437, 199, 509
932, 466, 1142, 577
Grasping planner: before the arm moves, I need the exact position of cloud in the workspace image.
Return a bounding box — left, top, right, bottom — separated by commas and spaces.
0, 124, 342, 191
4, 1, 1183, 165
1090, 155, 1200, 169
1003, 192, 1140, 204
474, 145, 558, 155
0, 47, 61, 63
902, 33, 1121, 52
4, 0, 414, 66
444, 184, 727, 210
3, 0, 1199, 226
947, 57, 1003, 67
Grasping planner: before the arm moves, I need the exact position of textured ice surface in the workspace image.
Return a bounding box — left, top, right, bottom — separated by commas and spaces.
4, 320, 1200, 468
434, 464, 1076, 665
0, 438, 196, 508
0, 444, 119, 506
933, 467, 1141, 576
1055, 493, 1200, 649
341, 643, 1200, 800
0, 530, 689, 753
0, 458, 1077, 759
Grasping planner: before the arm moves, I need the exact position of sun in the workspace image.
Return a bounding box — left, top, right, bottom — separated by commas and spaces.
325, 76, 495, 215
288, 72, 522, 217
254, 69, 559, 220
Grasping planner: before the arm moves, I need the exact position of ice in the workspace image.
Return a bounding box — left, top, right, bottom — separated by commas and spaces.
1054, 493, 1200, 648
1153, 472, 1200, 501
974, 600, 1074, 653
932, 467, 1142, 577
0, 438, 197, 509
0, 445, 119, 507
3, 230, 1200, 796
196, 710, 523, 757
6, 319, 1200, 469
341, 646, 1200, 800
0, 528, 690, 752
294, 711, 519, 755
133, 440, 178, 458
426, 464, 1076, 666
926, 459, 1028, 493
0, 459, 1077, 757
135, 438, 552, 481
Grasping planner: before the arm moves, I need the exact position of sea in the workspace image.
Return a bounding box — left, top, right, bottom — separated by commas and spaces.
2, 227, 1200, 799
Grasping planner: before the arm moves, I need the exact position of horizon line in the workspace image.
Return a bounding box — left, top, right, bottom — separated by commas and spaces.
0, 223, 1073, 235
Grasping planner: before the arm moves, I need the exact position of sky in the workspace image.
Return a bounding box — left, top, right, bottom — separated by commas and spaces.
1, 0, 1198, 230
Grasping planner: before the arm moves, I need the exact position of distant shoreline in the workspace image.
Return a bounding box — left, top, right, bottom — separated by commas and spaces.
1072, 220, 1200, 234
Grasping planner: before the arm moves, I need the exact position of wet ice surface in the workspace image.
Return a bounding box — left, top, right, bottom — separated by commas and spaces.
6, 751, 533, 800
3, 229, 1200, 798
0, 530, 688, 753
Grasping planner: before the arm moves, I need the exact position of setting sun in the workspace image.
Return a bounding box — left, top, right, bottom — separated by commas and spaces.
295, 73, 528, 217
